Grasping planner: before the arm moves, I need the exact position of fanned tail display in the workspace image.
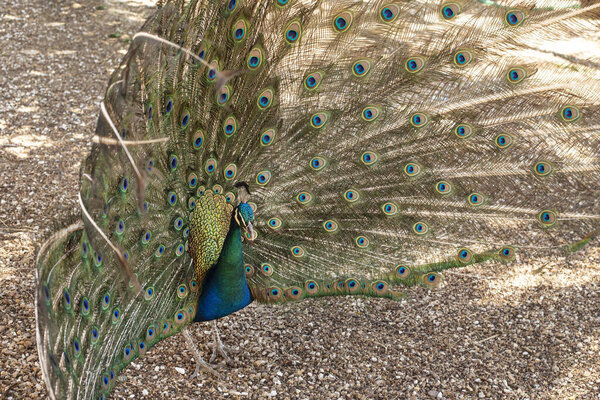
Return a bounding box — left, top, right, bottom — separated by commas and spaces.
36, 0, 600, 398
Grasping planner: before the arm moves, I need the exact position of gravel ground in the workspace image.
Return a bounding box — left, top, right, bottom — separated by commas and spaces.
1, 1, 600, 399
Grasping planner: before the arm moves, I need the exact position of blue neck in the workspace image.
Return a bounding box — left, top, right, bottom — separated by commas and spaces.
193, 219, 253, 322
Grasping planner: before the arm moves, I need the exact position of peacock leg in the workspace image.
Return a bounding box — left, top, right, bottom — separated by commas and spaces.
183, 327, 220, 379
209, 320, 231, 364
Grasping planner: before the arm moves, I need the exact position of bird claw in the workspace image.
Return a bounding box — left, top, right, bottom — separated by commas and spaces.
209, 340, 231, 364
191, 359, 221, 380
209, 320, 231, 364
183, 326, 221, 380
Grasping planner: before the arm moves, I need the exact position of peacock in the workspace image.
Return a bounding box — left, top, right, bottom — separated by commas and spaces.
35, 0, 600, 398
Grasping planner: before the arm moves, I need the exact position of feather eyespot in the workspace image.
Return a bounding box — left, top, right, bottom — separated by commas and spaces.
284, 21, 301, 44
261, 263, 274, 276
352, 60, 372, 77
123, 344, 133, 361
73, 337, 81, 357
310, 156, 326, 171
167, 191, 177, 206
362, 106, 380, 121
534, 161, 552, 177
453, 50, 472, 66
344, 189, 359, 203
207, 60, 218, 81
180, 110, 190, 128
410, 113, 429, 127
173, 217, 184, 231
217, 85, 231, 105
94, 251, 102, 267
440, 3, 460, 20
164, 98, 173, 114
305, 280, 318, 294
161, 321, 172, 336
174, 309, 187, 325
188, 196, 196, 210
81, 241, 88, 257
276, 0, 289, 6
505, 9, 525, 27
81, 297, 90, 315
197, 47, 206, 60
196, 185, 205, 197
285, 287, 304, 300
380, 5, 399, 22
304, 71, 323, 90
538, 210, 557, 227
458, 248, 473, 263
112, 308, 121, 324
168, 154, 178, 171
455, 123, 474, 138
268, 217, 282, 230
256, 170, 271, 185
120, 177, 128, 193
212, 184, 223, 194
224, 192, 235, 203
205, 158, 217, 174
145, 286, 155, 300
404, 162, 421, 177
499, 246, 515, 260
291, 245, 305, 257
232, 19, 247, 43
395, 264, 410, 279
224, 164, 237, 180
177, 284, 188, 299
495, 134, 513, 149
261, 128, 276, 146
345, 279, 361, 293
372, 280, 389, 295
405, 57, 425, 73
296, 191, 312, 205
435, 181, 452, 195
245, 264, 255, 277
361, 151, 378, 166
141, 230, 151, 244
247, 47, 263, 69
310, 112, 329, 128
223, 116, 237, 137
423, 273, 442, 288
147, 104, 153, 120
413, 222, 429, 235
192, 130, 204, 150
63, 289, 71, 309
468, 193, 484, 206
91, 326, 100, 344
115, 219, 125, 235
333, 12, 352, 32
355, 236, 369, 248
146, 324, 157, 341
382, 202, 398, 216
323, 219, 338, 232
187, 173, 198, 189
175, 243, 185, 257
267, 287, 283, 301
561, 105, 580, 122
227, 0, 237, 11
257, 88, 274, 110
506, 67, 527, 83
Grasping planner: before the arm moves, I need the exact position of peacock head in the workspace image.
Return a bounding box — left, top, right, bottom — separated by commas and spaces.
234, 182, 256, 241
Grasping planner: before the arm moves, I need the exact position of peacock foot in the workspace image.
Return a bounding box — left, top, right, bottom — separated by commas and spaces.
209, 320, 231, 364
183, 326, 221, 379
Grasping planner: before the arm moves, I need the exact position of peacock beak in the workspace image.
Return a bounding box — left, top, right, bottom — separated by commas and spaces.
245, 221, 257, 241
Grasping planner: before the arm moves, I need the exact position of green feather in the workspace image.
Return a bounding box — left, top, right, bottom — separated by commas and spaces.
36, 0, 600, 398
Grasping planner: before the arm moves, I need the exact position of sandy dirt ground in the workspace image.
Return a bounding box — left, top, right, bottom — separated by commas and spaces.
1, 1, 599, 399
